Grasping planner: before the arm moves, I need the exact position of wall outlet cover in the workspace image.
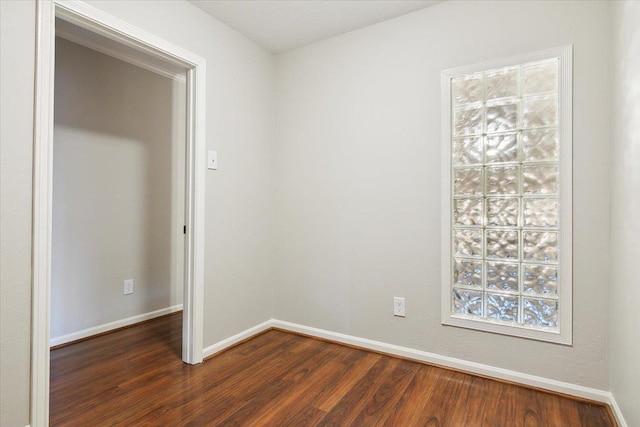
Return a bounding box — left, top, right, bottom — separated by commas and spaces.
124, 279, 134, 295
394, 297, 405, 317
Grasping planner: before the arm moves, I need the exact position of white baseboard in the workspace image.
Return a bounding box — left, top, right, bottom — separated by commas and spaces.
202, 320, 273, 359
200, 318, 627, 426
50, 304, 183, 347
270, 319, 629, 425
607, 392, 628, 427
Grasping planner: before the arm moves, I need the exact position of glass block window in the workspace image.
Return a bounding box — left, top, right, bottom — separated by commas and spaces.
441, 47, 572, 344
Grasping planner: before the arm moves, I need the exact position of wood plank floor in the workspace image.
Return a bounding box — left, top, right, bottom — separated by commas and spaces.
50, 313, 615, 426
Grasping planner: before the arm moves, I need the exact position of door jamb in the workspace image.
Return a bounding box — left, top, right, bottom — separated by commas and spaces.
32, 1, 206, 425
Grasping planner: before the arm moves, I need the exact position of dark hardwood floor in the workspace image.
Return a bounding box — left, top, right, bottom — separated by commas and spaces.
50, 313, 615, 426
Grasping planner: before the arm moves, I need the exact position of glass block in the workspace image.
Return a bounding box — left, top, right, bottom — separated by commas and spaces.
453, 106, 483, 136
453, 137, 483, 166
454, 259, 482, 288
454, 229, 482, 258
486, 100, 519, 134
523, 231, 558, 263
523, 60, 557, 95
453, 288, 483, 317
523, 197, 558, 228
486, 293, 519, 322
523, 264, 558, 295
523, 95, 558, 129
522, 165, 557, 195
486, 166, 519, 195
486, 197, 519, 227
486, 133, 518, 164
454, 198, 483, 226
486, 230, 519, 260
486, 67, 518, 100
523, 297, 558, 328
522, 129, 559, 162
486, 261, 519, 292
452, 73, 484, 105
454, 168, 483, 196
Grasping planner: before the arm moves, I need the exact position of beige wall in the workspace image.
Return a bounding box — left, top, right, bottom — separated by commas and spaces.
611, 1, 640, 425
0, 1, 36, 425
52, 38, 185, 340
275, 0, 611, 389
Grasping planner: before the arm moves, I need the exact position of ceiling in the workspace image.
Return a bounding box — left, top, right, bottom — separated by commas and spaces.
190, 1, 442, 54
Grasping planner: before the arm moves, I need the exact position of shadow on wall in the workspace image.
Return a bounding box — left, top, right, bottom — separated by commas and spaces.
51, 36, 186, 341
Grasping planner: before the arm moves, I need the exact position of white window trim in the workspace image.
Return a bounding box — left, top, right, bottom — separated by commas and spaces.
440, 46, 573, 345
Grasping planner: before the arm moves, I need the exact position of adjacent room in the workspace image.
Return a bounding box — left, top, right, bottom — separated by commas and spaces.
0, 0, 638, 426
51, 32, 186, 352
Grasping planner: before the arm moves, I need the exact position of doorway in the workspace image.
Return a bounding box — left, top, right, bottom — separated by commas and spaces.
33, 2, 206, 425
50, 34, 186, 353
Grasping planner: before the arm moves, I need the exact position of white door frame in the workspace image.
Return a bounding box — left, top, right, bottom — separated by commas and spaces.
32, 1, 206, 425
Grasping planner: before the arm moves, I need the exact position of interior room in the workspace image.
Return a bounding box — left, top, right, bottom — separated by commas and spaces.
0, 1, 638, 426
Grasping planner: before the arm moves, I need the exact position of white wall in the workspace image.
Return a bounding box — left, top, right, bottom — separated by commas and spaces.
275, 0, 611, 389
0, 1, 36, 425
0, 2, 275, 425
52, 38, 185, 340
611, 2, 640, 425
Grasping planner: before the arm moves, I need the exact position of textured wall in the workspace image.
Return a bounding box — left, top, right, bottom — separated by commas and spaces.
610, 1, 640, 425
275, 0, 611, 389
0, 1, 36, 425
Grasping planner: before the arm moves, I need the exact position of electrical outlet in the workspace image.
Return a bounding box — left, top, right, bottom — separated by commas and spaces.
124, 279, 134, 295
394, 297, 405, 317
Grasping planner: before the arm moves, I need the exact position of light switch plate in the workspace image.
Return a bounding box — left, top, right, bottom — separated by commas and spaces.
207, 150, 218, 170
